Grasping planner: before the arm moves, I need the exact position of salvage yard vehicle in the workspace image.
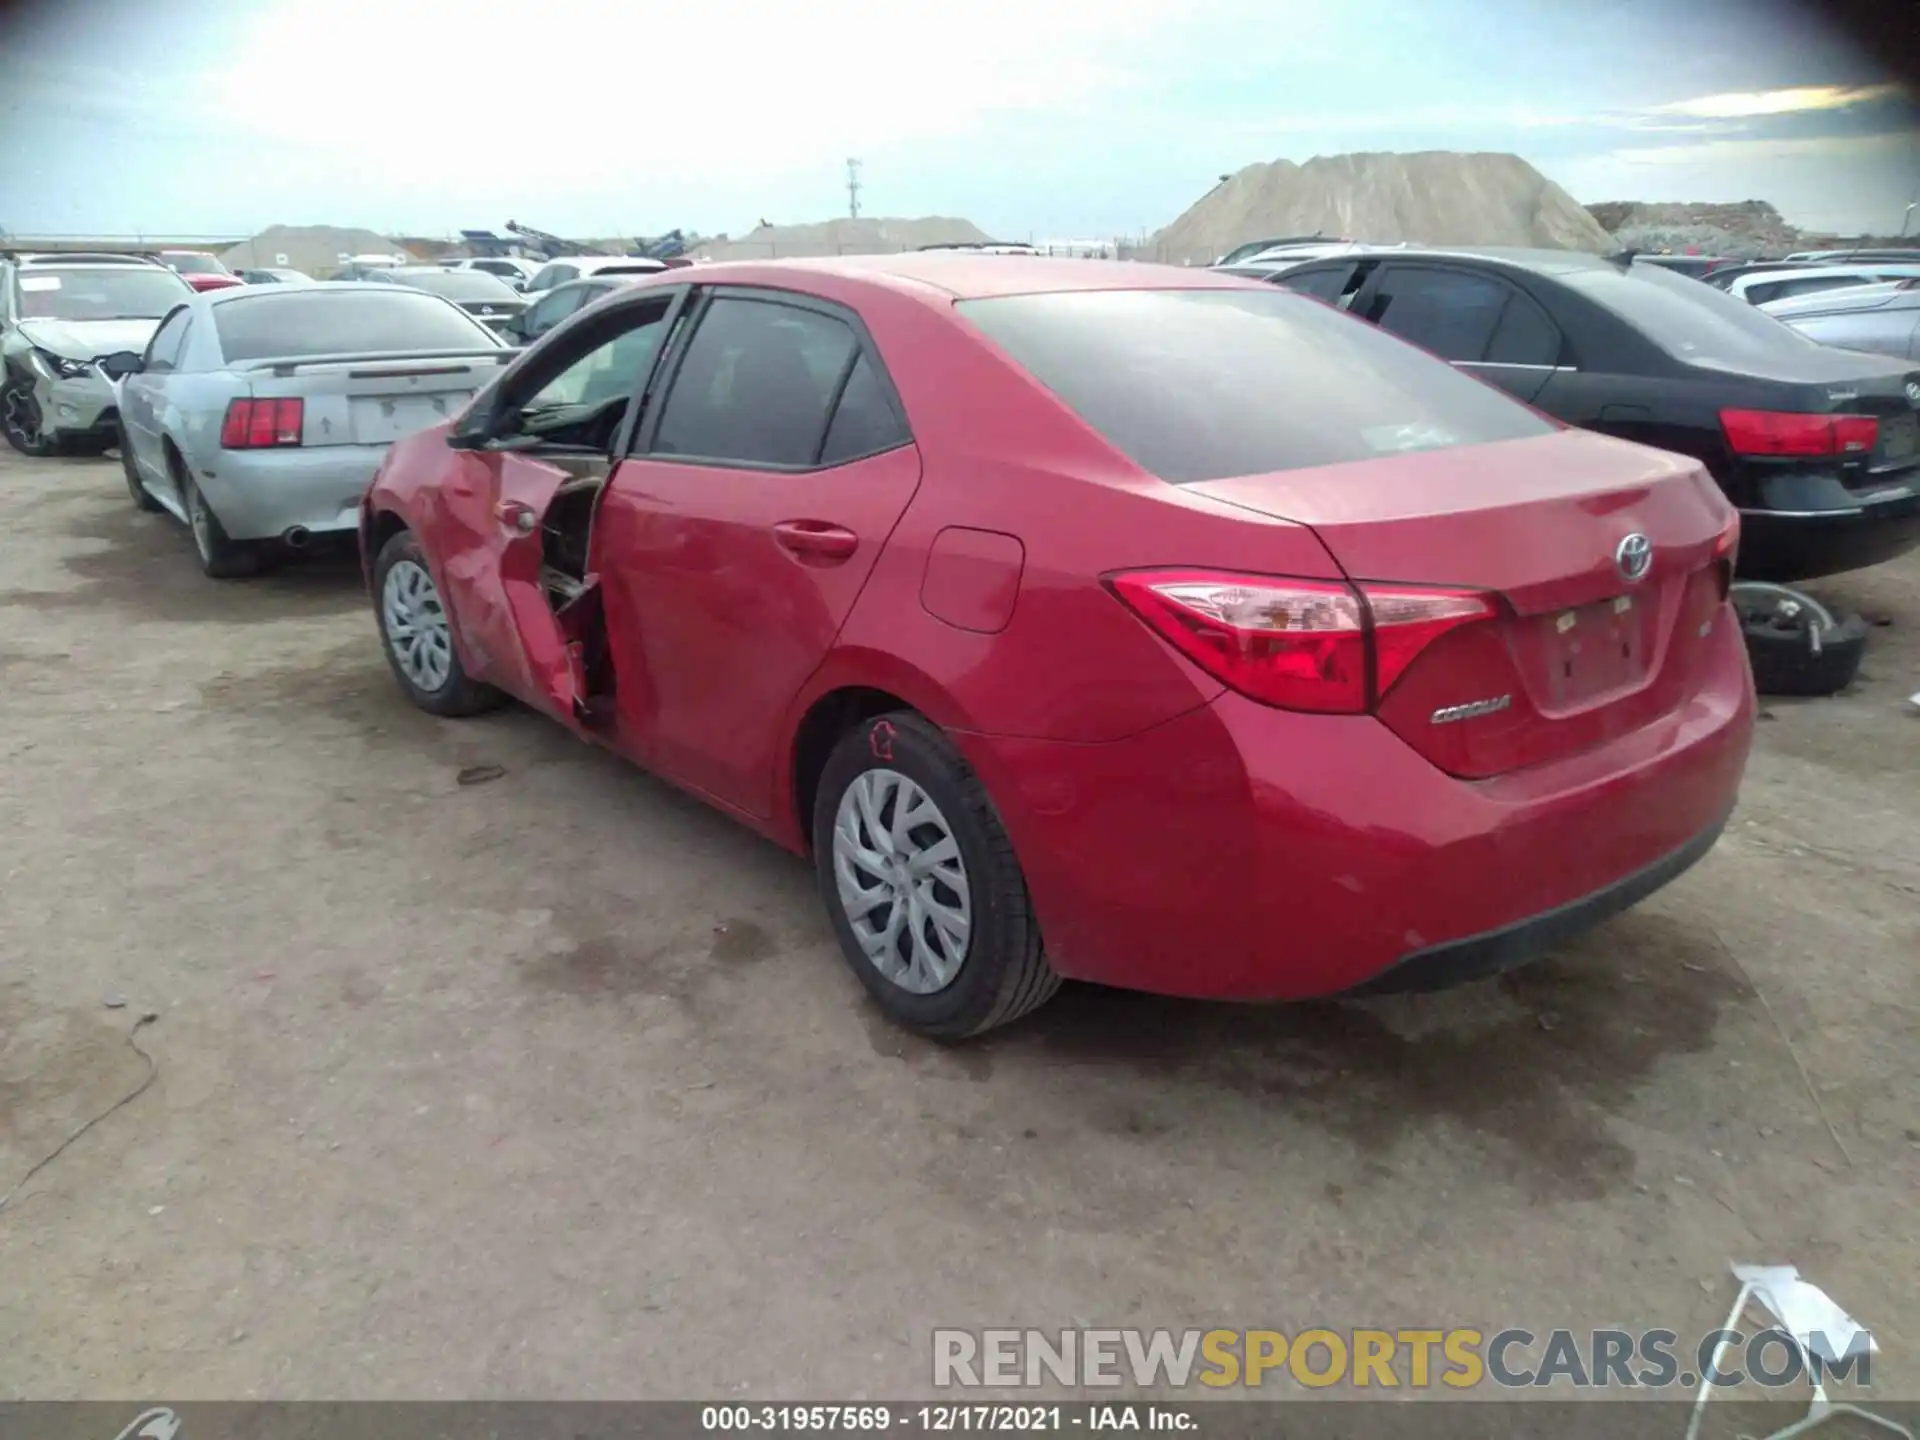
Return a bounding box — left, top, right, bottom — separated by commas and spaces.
1258, 247, 1920, 583
372, 267, 529, 338
2, 252, 193, 456
235, 267, 316, 286
1722, 262, 1920, 307
447, 256, 543, 290
1762, 282, 1920, 360
105, 283, 513, 578
501, 274, 648, 344
360, 255, 1753, 1038
156, 250, 245, 292
521, 254, 670, 295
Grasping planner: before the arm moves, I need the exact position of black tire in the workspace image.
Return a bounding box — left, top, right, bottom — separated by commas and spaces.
177, 466, 260, 579
1737, 592, 1869, 697
371, 528, 505, 718
121, 424, 162, 511
2, 366, 61, 458
812, 710, 1059, 1040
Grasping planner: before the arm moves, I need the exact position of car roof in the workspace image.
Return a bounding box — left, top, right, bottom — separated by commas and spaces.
658, 252, 1256, 301
1765, 283, 1920, 317
1733, 262, 1920, 282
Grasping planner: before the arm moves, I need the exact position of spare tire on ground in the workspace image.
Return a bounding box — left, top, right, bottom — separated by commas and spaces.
1731, 582, 1870, 698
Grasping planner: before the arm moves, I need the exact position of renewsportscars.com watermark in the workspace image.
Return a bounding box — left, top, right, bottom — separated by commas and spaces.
932, 1327, 1874, 1392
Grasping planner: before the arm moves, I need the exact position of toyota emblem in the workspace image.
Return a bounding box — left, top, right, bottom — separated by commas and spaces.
1906, 379, 1920, 408
1615, 533, 1653, 583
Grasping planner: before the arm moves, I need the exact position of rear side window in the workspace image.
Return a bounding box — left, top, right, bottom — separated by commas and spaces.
212, 290, 498, 362
1361, 267, 1509, 362
958, 288, 1554, 484
1485, 291, 1562, 366
651, 296, 858, 466
819, 353, 909, 465
1274, 266, 1351, 302
1564, 263, 1829, 369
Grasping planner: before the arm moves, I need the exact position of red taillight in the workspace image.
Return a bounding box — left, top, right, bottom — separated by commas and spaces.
220, 397, 304, 449
1107, 569, 1495, 714
1719, 408, 1878, 458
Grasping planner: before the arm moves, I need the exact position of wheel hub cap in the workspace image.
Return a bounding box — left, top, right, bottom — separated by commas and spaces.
832, 768, 972, 995
381, 558, 454, 692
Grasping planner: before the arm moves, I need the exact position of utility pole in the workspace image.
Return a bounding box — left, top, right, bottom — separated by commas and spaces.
847, 159, 863, 221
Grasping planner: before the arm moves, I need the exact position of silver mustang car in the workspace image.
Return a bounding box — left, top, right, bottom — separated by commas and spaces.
106, 282, 517, 578
2, 252, 195, 456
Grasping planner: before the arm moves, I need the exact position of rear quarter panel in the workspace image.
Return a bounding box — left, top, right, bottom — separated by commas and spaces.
786, 277, 1351, 744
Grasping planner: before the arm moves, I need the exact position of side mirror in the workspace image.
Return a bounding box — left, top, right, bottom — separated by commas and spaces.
97, 351, 144, 379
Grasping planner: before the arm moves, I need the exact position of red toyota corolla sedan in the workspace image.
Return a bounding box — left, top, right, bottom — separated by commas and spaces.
359, 255, 1755, 1038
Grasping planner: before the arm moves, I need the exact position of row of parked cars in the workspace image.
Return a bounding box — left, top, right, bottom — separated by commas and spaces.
1, 238, 1913, 1038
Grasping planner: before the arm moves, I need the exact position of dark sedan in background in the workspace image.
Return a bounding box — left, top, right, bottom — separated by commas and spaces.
1257, 247, 1920, 583
365, 267, 528, 338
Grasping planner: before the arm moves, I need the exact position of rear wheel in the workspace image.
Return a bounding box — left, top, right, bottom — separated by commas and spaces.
372, 529, 504, 717
121, 424, 162, 511
179, 468, 260, 579
813, 711, 1059, 1039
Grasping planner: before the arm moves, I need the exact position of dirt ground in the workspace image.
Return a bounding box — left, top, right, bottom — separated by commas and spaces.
0, 446, 1915, 1403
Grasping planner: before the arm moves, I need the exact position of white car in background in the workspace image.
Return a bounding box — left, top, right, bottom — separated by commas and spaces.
1722, 262, 1920, 306
520, 254, 669, 295
446, 256, 544, 290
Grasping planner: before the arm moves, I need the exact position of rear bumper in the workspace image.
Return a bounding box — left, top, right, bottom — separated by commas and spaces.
1736, 481, 1920, 583
958, 614, 1755, 1000
1344, 808, 1729, 995
195, 444, 391, 541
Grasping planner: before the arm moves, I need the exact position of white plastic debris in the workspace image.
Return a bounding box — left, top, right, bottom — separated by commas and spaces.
1732, 1263, 1877, 1367
1685, 1263, 1910, 1440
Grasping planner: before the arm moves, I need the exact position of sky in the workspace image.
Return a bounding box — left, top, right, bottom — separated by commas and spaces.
0, 0, 1915, 243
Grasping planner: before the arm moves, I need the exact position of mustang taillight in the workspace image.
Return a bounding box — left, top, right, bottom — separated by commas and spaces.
1719, 408, 1878, 458
1107, 569, 1496, 713
220, 397, 304, 449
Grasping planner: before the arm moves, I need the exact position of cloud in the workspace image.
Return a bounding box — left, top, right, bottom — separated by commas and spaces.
1647, 83, 1907, 120
1597, 130, 1920, 167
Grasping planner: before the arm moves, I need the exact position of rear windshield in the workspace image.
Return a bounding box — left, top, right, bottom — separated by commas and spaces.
1564, 262, 1829, 370
392, 269, 521, 302
957, 288, 1555, 484
212, 290, 500, 362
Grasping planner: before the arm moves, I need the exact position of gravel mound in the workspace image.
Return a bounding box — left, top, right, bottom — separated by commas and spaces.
690, 216, 993, 262
220, 225, 415, 276
1151, 152, 1613, 264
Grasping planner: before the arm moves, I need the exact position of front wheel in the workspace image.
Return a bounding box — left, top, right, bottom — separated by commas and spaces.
813, 711, 1059, 1039
372, 529, 504, 717
2, 367, 60, 458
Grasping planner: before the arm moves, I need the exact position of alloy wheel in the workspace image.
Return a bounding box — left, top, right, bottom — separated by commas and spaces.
381, 558, 455, 693
832, 768, 973, 994
3, 379, 45, 452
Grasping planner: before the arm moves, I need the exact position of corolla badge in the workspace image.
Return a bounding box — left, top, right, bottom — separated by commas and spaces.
1615, 532, 1653, 583
1905, 380, 1920, 408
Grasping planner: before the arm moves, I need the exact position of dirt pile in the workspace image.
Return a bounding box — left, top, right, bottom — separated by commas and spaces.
1587, 200, 1800, 259
1150, 152, 1613, 264
220, 225, 418, 275
690, 216, 993, 262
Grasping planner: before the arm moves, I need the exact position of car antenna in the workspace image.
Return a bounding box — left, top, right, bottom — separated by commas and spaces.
1607, 247, 1637, 269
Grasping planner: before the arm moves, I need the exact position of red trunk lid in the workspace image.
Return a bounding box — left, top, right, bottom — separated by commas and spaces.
1188, 430, 1736, 777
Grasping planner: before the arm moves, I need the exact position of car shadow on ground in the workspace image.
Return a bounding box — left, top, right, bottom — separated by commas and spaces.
0, 488, 368, 624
